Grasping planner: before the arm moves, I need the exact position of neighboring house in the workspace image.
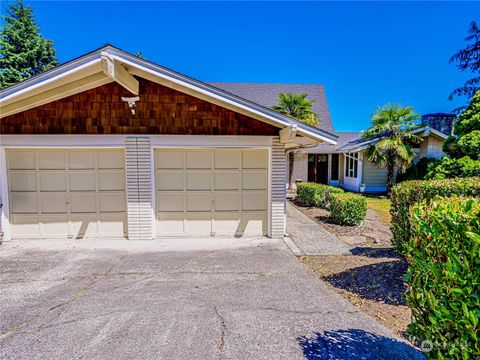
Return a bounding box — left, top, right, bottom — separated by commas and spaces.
0, 45, 338, 242
291, 126, 449, 193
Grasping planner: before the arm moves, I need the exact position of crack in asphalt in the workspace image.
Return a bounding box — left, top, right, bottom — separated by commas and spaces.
0, 259, 123, 342
213, 305, 226, 356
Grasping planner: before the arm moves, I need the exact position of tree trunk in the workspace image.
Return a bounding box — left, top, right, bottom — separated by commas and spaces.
288, 151, 295, 189
386, 163, 395, 195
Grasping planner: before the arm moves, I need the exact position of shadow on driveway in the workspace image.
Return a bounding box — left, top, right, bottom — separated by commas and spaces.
298, 329, 425, 360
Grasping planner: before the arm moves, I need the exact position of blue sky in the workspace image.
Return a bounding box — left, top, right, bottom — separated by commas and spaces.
3, 1, 479, 132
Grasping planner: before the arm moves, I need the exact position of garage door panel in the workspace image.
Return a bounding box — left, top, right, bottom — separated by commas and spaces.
71, 215, 98, 237
98, 213, 126, 236
156, 150, 183, 169
243, 149, 267, 169
10, 215, 41, 237
243, 171, 267, 190
213, 212, 241, 235
70, 172, 95, 191
242, 192, 267, 211
41, 193, 68, 213
215, 150, 241, 169
185, 213, 211, 234
186, 151, 211, 169
156, 213, 184, 235
39, 151, 65, 170
99, 193, 126, 213
69, 151, 95, 169
98, 150, 124, 169
157, 171, 183, 191
214, 171, 240, 190
8, 151, 35, 170
39, 172, 66, 192
215, 192, 240, 211
157, 193, 184, 212
71, 193, 96, 213
98, 170, 125, 191
10, 193, 37, 214
240, 212, 267, 235
9, 172, 37, 192
187, 193, 211, 212
186, 171, 211, 190
41, 216, 69, 237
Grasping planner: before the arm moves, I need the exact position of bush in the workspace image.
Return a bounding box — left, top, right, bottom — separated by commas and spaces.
396, 157, 439, 182
329, 193, 367, 226
406, 197, 480, 359
425, 156, 480, 180
390, 177, 480, 253
296, 182, 343, 208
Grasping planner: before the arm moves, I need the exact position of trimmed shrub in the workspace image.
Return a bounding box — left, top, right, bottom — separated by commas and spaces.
425, 156, 480, 180
390, 177, 480, 253
296, 182, 343, 208
329, 193, 367, 226
406, 197, 480, 359
396, 157, 439, 183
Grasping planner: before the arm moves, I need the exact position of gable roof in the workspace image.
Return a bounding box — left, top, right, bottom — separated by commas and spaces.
307, 132, 360, 154
209, 83, 334, 133
0, 44, 337, 145
336, 126, 448, 153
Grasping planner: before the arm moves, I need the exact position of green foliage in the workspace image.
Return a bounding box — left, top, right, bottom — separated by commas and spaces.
444, 91, 480, 160
396, 157, 438, 182
406, 197, 480, 359
0, 0, 58, 89
390, 177, 480, 253
272, 93, 320, 126
362, 103, 421, 193
449, 21, 480, 100
329, 193, 367, 226
425, 156, 480, 180
296, 182, 344, 208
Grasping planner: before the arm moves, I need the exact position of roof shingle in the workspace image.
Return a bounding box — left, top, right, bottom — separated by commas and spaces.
208, 82, 334, 133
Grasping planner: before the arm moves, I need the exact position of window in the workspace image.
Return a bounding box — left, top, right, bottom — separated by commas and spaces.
345, 153, 358, 178
331, 154, 339, 181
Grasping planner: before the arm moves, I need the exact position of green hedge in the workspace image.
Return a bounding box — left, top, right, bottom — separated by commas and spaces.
296, 182, 344, 208
390, 177, 480, 253
329, 192, 367, 226
406, 197, 480, 359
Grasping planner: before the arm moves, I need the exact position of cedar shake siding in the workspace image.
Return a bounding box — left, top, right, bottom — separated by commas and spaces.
1, 79, 278, 136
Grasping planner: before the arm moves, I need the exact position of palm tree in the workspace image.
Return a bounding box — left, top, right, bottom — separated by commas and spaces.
272, 93, 320, 188
362, 104, 421, 194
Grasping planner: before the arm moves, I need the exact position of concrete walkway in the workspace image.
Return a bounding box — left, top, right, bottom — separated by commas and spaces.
286, 202, 352, 256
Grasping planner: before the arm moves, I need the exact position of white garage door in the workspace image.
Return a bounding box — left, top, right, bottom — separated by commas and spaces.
7, 149, 127, 239
155, 149, 268, 237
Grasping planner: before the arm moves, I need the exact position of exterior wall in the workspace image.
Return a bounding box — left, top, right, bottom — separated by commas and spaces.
289, 152, 308, 186
270, 137, 286, 238
417, 135, 446, 161
1, 79, 278, 136
362, 156, 388, 192
339, 154, 344, 184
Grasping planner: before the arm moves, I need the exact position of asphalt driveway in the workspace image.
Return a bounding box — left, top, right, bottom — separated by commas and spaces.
0, 238, 423, 360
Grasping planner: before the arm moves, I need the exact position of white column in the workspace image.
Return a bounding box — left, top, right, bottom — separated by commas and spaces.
0, 147, 11, 241
125, 137, 153, 240
269, 136, 286, 238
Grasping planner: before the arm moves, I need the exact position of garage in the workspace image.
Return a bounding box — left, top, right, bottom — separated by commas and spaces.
155, 148, 268, 237
7, 149, 127, 239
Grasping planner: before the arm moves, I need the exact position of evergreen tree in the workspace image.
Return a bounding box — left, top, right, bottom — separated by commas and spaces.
449, 21, 480, 101
0, 0, 58, 88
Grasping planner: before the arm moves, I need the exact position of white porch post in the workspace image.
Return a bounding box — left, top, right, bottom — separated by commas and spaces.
270, 136, 286, 238
125, 137, 154, 240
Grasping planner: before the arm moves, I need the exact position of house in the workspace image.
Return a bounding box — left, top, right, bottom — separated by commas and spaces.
290, 126, 449, 193
0, 45, 338, 242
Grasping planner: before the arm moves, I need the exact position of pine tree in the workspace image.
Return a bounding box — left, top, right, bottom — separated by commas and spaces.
0, 0, 58, 89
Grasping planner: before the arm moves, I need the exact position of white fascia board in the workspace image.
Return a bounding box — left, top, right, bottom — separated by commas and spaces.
0, 57, 102, 104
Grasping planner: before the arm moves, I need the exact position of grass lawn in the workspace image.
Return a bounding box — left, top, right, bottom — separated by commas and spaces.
365, 196, 391, 225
